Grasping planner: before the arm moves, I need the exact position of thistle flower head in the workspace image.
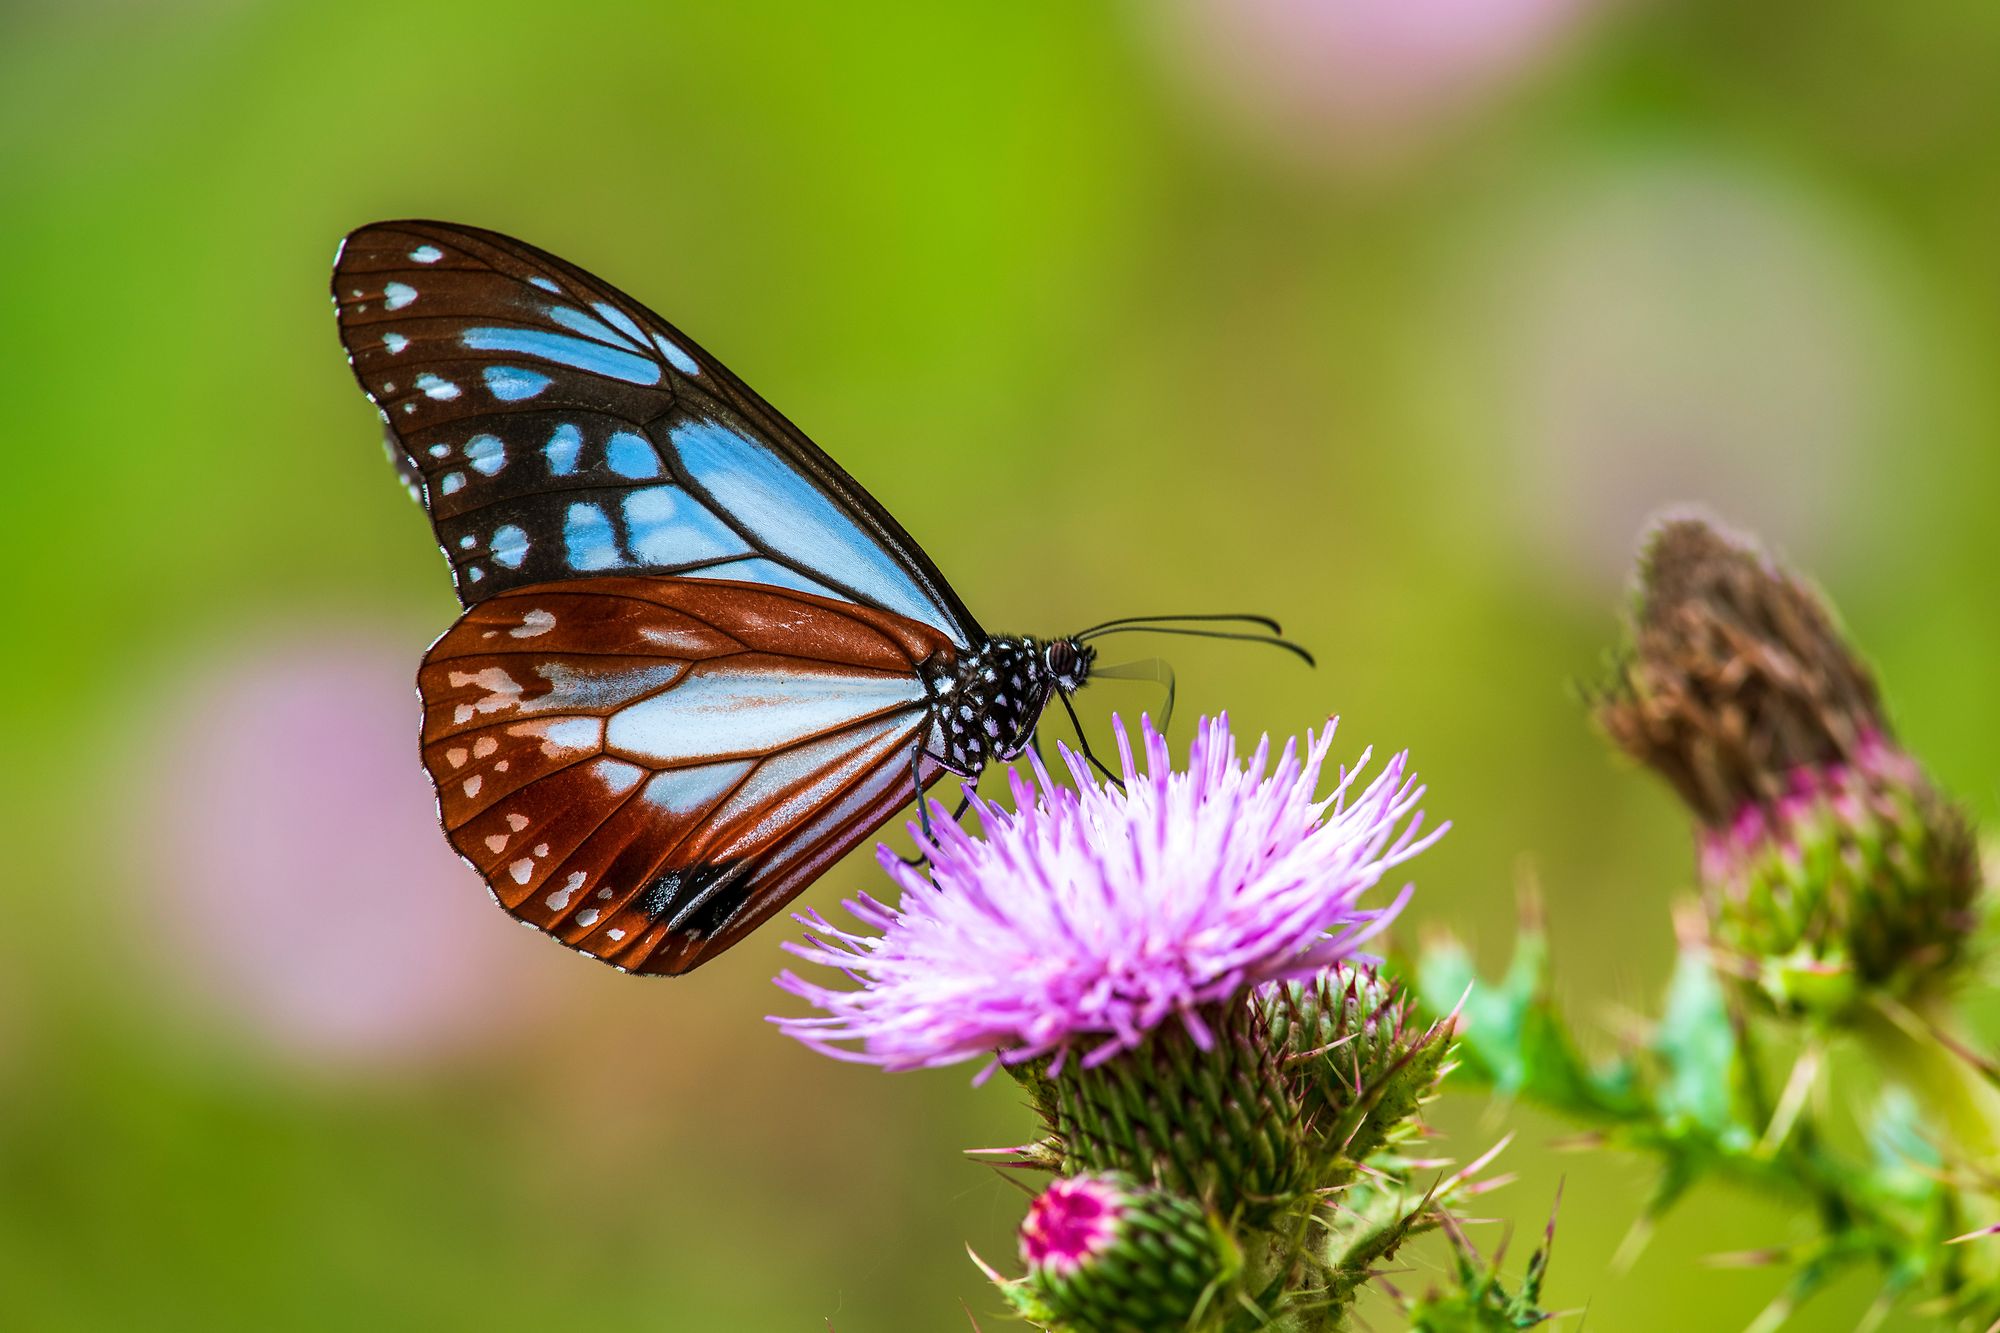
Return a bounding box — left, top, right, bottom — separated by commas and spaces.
774, 714, 1442, 1073
1596, 515, 1981, 1018
1595, 514, 1884, 824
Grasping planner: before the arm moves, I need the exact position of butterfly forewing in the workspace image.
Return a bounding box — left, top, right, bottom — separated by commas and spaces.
419, 578, 954, 974
332, 220, 979, 647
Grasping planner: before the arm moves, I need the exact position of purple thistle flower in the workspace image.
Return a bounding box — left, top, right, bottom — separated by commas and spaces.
1019, 1175, 1122, 1275
773, 714, 1444, 1074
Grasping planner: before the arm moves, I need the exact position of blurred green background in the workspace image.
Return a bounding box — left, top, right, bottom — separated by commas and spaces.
4, 1, 1997, 1328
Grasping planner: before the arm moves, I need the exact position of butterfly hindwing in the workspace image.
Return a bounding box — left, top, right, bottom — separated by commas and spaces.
418, 577, 955, 975
332, 220, 979, 646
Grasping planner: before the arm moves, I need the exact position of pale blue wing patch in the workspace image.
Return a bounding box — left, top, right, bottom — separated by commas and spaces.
604, 431, 660, 478
490, 524, 530, 569
670, 418, 959, 634
686, 556, 843, 602
483, 366, 551, 401
652, 332, 699, 375
604, 665, 926, 765
706, 718, 919, 864
642, 760, 757, 816
589, 302, 651, 349
399, 411, 765, 595
462, 326, 662, 386
621, 487, 750, 566
563, 502, 625, 572
465, 434, 507, 476
544, 423, 584, 475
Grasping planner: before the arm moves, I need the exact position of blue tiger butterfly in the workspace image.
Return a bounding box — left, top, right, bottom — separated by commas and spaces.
331, 220, 1307, 974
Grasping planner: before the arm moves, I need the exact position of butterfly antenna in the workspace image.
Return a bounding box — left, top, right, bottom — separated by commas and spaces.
1077, 623, 1316, 668
1072, 611, 1285, 637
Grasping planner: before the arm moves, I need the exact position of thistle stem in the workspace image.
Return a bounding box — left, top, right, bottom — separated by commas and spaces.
1854, 990, 2000, 1289
1854, 993, 2000, 1170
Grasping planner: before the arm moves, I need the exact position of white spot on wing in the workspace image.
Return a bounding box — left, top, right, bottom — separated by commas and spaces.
510, 608, 556, 638
546, 871, 586, 912
491, 524, 529, 569
591, 758, 646, 794
507, 716, 604, 757
383, 281, 417, 310
445, 666, 525, 723
410, 244, 444, 263
509, 859, 533, 885
465, 434, 506, 476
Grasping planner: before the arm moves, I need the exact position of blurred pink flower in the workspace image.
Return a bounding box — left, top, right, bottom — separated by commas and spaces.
1433, 155, 1906, 584
1146, 0, 1603, 167
136, 624, 552, 1069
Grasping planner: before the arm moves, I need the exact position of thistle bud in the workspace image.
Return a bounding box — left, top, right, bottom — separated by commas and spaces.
1017, 1173, 1237, 1333
1595, 517, 1981, 1021
1261, 965, 1455, 1178
1039, 1000, 1309, 1225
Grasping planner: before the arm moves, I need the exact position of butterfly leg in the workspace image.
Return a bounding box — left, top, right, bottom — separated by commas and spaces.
1058, 691, 1126, 791
908, 743, 936, 846
899, 747, 977, 867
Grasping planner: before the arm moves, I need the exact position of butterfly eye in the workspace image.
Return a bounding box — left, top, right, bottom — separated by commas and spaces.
1044, 640, 1090, 690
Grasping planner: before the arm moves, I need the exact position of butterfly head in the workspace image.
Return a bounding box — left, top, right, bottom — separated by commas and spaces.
1044, 637, 1095, 694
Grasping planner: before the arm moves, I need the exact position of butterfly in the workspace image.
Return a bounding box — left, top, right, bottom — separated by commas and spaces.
331, 220, 1308, 975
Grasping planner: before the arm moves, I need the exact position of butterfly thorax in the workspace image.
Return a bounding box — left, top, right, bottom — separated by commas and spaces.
924, 635, 1093, 776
